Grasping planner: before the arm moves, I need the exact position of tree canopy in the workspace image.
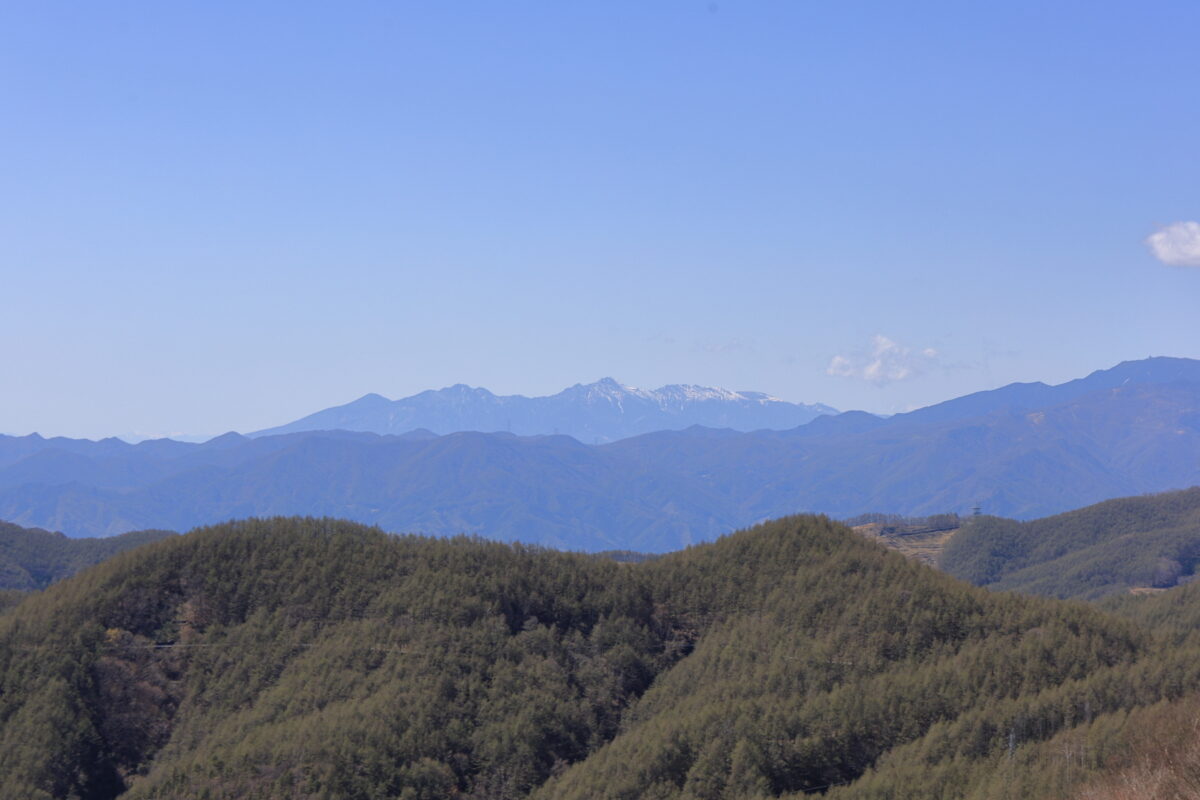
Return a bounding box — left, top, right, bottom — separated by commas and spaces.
2, 514, 1200, 799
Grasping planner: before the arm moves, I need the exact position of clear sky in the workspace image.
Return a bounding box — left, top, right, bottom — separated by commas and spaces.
2, 1, 1198, 439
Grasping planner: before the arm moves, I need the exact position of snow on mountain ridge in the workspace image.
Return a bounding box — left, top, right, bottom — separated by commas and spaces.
251, 377, 836, 441
652, 384, 763, 405
351, 378, 807, 407
565, 380, 794, 408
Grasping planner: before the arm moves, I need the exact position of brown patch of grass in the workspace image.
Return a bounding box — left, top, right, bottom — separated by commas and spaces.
852, 523, 960, 567
1073, 697, 1200, 800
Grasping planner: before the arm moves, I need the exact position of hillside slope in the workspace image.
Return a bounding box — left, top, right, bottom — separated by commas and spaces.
940, 488, 1200, 599
0, 520, 174, 591
4, 516, 1200, 799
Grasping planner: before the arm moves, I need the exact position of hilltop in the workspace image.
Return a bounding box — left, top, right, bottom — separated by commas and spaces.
849, 513, 963, 567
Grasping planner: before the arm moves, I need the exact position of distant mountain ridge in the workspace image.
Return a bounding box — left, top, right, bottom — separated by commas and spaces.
1, 357, 1197, 550
896, 355, 1200, 426
250, 377, 839, 442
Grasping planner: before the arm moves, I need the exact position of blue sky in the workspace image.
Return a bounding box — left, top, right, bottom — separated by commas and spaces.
2, 1, 1197, 439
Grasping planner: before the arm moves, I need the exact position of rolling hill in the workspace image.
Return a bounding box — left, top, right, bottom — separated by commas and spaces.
5, 514, 1200, 799
0, 520, 174, 592
939, 487, 1200, 600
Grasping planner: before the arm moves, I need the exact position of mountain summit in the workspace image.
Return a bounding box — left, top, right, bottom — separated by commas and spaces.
250, 378, 837, 442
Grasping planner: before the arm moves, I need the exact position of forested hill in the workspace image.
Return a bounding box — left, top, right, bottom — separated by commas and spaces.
940, 487, 1200, 599
0, 520, 174, 592
4, 516, 1200, 798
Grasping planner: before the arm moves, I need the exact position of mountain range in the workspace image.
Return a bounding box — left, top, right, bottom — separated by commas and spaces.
1, 357, 1198, 550
250, 378, 839, 442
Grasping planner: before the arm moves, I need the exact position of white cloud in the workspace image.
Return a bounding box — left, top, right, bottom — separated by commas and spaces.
826, 354, 855, 377
1146, 221, 1200, 267
826, 335, 939, 386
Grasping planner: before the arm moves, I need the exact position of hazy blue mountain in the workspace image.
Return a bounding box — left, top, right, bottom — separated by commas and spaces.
1, 357, 1197, 551
894, 356, 1200, 426
250, 377, 839, 442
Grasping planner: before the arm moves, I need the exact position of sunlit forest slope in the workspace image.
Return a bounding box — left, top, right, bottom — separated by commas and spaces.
941, 488, 1200, 600
0, 521, 173, 592
4, 516, 1200, 799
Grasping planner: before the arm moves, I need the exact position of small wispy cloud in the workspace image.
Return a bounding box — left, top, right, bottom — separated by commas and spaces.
1146, 221, 1200, 267
827, 335, 939, 385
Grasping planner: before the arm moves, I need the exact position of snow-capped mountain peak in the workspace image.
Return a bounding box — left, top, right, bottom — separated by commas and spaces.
252, 378, 837, 442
